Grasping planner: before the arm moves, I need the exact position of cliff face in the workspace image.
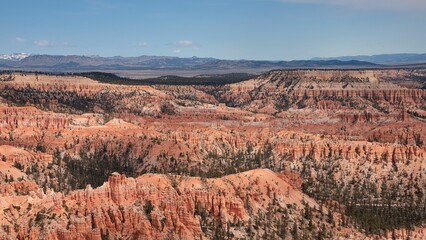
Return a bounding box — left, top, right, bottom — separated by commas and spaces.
273, 131, 425, 163
0, 74, 170, 117
0, 106, 70, 130
213, 69, 426, 114
0, 170, 350, 239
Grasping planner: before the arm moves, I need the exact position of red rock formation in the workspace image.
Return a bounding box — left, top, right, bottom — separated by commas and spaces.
0, 170, 339, 239
0, 106, 71, 130
273, 132, 425, 163
0, 71, 425, 239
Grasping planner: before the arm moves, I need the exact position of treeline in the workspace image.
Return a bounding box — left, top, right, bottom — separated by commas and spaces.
1, 70, 254, 85
26, 142, 141, 193
0, 85, 157, 116
146, 143, 278, 178
62, 143, 139, 190
346, 204, 426, 234
77, 72, 254, 86
0, 86, 118, 114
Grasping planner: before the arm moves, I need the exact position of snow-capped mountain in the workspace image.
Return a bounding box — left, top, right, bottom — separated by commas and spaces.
0, 53, 30, 61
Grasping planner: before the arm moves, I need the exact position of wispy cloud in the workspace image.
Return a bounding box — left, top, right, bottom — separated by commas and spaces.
137, 42, 149, 47
176, 40, 196, 47
34, 40, 75, 48
34, 40, 51, 47
172, 40, 200, 54
15, 37, 26, 43
276, 0, 426, 10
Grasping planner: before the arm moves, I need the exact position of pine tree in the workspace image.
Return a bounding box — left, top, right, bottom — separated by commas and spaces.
291, 222, 299, 240
327, 210, 334, 225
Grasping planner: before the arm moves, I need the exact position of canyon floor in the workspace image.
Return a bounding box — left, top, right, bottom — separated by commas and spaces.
0, 68, 425, 239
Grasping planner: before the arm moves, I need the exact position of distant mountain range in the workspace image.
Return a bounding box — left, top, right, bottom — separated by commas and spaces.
0, 54, 215, 70
312, 53, 426, 65
0, 54, 379, 73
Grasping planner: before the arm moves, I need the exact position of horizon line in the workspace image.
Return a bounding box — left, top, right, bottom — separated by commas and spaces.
2, 52, 426, 62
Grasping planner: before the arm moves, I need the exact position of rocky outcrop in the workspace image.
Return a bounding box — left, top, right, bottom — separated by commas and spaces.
0, 170, 329, 239
273, 131, 426, 163
0, 145, 52, 169
0, 106, 70, 130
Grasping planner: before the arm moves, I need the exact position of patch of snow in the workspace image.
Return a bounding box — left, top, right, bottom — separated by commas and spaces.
0, 53, 30, 61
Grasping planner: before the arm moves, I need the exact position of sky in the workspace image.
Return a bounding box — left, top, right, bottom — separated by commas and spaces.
1, 0, 426, 60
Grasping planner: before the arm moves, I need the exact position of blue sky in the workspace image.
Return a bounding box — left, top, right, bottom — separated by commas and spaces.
1, 0, 426, 60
